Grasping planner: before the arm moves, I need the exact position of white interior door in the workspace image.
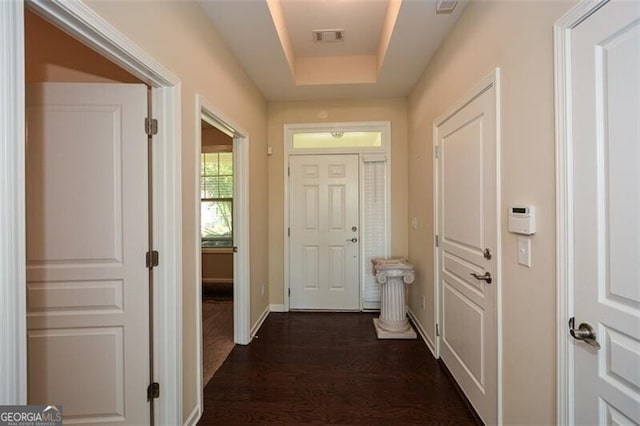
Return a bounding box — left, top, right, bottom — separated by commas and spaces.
289, 154, 360, 310
436, 79, 498, 424
26, 83, 150, 425
570, 2, 640, 424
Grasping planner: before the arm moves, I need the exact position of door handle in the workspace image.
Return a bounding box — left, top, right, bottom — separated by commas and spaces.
569, 317, 600, 349
470, 272, 492, 284
346, 238, 358, 243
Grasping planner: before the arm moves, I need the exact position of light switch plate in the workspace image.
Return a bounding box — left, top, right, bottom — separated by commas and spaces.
518, 237, 531, 267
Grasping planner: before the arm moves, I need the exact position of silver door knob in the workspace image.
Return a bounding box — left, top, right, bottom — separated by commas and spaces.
470, 272, 492, 284
346, 238, 358, 243
569, 318, 600, 349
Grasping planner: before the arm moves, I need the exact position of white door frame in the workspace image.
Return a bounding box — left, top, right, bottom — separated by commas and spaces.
0, 1, 183, 423
283, 121, 391, 312
432, 69, 503, 422
194, 94, 251, 417
554, 1, 610, 423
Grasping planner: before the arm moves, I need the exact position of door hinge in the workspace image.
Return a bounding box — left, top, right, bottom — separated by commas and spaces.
288, 167, 290, 177
288, 288, 291, 297
147, 382, 160, 401
435, 234, 439, 247
434, 145, 440, 159
436, 324, 440, 336
145, 118, 158, 136
288, 227, 290, 237
146, 250, 159, 268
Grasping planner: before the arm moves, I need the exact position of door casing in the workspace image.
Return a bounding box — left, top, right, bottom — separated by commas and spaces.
283, 121, 391, 312
1, 1, 183, 423
194, 95, 251, 417
432, 69, 503, 424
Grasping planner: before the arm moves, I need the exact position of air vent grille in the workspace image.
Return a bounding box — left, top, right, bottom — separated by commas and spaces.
312, 29, 345, 43
436, 0, 458, 14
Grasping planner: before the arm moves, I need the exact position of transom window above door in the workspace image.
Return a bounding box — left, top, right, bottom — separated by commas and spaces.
287, 122, 390, 154
292, 131, 382, 149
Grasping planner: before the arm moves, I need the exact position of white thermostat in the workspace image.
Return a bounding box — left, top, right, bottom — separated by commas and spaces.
509, 206, 536, 235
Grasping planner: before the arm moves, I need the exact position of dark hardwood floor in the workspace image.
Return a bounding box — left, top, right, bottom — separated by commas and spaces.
199, 312, 478, 425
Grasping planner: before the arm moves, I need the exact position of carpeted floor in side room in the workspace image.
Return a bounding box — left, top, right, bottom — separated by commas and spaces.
202, 285, 234, 387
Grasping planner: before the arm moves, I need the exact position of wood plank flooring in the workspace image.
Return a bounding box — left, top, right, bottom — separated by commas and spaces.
199, 312, 478, 425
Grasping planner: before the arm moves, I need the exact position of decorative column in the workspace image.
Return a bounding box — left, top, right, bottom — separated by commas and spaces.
372, 259, 417, 339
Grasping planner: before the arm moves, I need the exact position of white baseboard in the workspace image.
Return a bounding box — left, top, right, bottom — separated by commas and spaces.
269, 304, 286, 312
407, 306, 437, 358
250, 305, 270, 339
183, 404, 201, 426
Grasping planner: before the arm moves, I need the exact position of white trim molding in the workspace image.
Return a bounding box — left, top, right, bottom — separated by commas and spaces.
182, 405, 201, 426
14, 1, 183, 423
406, 307, 436, 357
195, 96, 251, 348
0, 0, 27, 405
269, 304, 286, 312
194, 94, 252, 424
251, 306, 271, 338
554, 1, 609, 424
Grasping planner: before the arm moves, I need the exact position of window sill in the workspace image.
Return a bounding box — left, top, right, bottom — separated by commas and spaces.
202, 247, 234, 254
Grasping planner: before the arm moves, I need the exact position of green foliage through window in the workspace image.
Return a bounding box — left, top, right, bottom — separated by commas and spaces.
201, 152, 232, 247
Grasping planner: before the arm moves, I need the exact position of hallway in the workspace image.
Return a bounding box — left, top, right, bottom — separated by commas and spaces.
199, 312, 478, 425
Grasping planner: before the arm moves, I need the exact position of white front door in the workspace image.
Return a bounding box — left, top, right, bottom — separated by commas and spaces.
26, 83, 150, 425
435, 76, 499, 424
289, 154, 360, 310
570, 2, 640, 423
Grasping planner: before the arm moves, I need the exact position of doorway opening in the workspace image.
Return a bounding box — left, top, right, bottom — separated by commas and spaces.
194, 96, 251, 415
199, 117, 235, 387
555, 1, 640, 423
3, 1, 183, 422
24, 9, 160, 424
283, 122, 391, 312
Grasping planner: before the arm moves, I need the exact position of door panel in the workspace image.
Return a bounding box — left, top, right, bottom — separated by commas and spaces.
437, 81, 498, 424
290, 155, 359, 310
26, 83, 149, 425
571, 2, 640, 423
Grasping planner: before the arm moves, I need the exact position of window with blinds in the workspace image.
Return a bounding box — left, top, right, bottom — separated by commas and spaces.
201, 151, 233, 247
363, 158, 387, 308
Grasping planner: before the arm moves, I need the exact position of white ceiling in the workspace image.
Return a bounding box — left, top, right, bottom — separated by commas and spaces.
281, 0, 389, 57
200, 0, 467, 101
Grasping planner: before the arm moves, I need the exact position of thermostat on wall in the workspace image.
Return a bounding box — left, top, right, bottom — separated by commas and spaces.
508, 206, 536, 235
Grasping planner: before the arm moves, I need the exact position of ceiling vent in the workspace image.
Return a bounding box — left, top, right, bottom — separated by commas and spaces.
312, 29, 345, 43
436, 0, 458, 14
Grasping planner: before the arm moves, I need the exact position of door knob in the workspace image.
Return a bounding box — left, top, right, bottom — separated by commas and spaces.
346, 238, 358, 243
569, 317, 600, 349
470, 272, 492, 284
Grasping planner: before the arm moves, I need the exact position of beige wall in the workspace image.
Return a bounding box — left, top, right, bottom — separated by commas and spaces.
82, 1, 269, 421
202, 251, 233, 282
25, 10, 141, 84
201, 126, 233, 148
267, 99, 408, 305
407, 1, 576, 423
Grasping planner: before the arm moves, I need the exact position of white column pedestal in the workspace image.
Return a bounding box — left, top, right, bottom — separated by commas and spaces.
372, 259, 416, 339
